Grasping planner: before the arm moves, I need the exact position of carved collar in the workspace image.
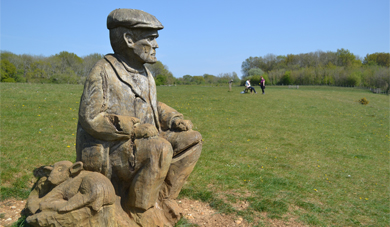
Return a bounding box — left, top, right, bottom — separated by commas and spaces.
115, 54, 146, 75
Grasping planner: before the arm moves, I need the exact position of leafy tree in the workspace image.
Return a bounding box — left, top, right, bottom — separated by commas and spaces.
146, 61, 167, 77
363, 53, 390, 67
279, 71, 292, 85
232, 72, 240, 83
268, 69, 285, 85
203, 74, 216, 84
336, 48, 361, 67
192, 76, 205, 84
326, 62, 337, 69
262, 74, 270, 85
182, 75, 193, 84
248, 68, 264, 77
146, 61, 175, 84
241, 56, 273, 77
322, 75, 335, 85
285, 54, 296, 66
1, 59, 17, 82
50, 51, 83, 77
346, 71, 361, 86
51, 68, 80, 84
166, 73, 177, 85
217, 72, 237, 84
155, 74, 168, 86
82, 53, 103, 77
241, 56, 261, 78
25, 60, 51, 83
250, 75, 261, 85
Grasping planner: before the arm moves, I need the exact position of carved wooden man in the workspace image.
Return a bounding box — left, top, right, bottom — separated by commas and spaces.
76, 8, 202, 226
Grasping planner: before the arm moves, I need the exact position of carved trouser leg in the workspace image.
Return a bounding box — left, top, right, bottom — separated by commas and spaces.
126, 137, 173, 211
159, 130, 202, 200
158, 130, 202, 223
160, 143, 202, 200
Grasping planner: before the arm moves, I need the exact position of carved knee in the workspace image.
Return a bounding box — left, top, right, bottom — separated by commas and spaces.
134, 137, 173, 172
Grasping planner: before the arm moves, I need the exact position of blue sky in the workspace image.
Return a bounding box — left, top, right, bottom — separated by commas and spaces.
1, 0, 389, 78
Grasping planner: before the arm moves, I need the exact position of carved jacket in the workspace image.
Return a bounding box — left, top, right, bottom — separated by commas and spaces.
76, 54, 182, 175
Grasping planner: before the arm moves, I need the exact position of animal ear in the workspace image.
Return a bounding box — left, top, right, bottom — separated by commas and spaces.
69, 161, 84, 176
44, 166, 53, 172
43, 166, 54, 176
33, 165, 52, 178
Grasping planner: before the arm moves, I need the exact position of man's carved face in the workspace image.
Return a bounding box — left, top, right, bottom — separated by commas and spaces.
131, 29, 159, 64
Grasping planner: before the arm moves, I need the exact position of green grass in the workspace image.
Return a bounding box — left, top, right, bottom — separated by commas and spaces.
1, 83, 389, 226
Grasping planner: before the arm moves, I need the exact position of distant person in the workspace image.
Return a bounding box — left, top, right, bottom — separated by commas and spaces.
245, 79, 257, 94
260, 76, 265, 94
228, 79, 233, 91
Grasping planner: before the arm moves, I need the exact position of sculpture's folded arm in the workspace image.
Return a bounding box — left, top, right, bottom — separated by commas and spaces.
157, 102, 183, 131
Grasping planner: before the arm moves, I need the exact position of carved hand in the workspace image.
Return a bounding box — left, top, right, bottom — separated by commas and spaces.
171, 118, 193, 131
133, 123, 158, 139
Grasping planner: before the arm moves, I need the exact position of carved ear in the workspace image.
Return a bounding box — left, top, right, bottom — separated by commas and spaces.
44, 166, 53, 172
33, 166, 53, 178
43, 166, 53, 176
69, 161, 84, 176
124, 33, 134, 48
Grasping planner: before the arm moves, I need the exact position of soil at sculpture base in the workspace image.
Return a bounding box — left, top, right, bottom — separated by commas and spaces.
0, 198, 307, 226
0, 198, 245, 227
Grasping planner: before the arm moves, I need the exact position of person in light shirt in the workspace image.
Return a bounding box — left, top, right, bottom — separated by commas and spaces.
245, 79, 257, 94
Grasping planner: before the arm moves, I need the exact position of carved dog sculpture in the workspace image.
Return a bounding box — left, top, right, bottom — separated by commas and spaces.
26, 161, 117, 227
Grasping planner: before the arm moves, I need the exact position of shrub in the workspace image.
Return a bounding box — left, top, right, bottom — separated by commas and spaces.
359, 97, 369, 105
155, 74, 167, 86
1, 77, 16, 83
278, 71, 292, 85
346, 72, 362, 86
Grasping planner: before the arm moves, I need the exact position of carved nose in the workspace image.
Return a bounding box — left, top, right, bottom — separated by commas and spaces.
152, 40, 159, 49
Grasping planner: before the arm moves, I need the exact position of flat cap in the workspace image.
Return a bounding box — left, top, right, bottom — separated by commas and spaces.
107, 8, 164, 30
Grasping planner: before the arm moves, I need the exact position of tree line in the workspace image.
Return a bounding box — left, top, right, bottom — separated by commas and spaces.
0, 50, 241, 86
2, 49, 388, 93
0, 51, 179, 85
146, 64, 241, 86
173, 72, 240, 85
1, 51, 103, 84
241, 49, 389, 93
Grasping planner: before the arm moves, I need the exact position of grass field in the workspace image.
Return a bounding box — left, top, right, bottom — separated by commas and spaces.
1, 83, 389, 226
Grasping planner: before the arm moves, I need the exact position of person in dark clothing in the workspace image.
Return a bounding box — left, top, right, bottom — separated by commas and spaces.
260, 76, 265, 94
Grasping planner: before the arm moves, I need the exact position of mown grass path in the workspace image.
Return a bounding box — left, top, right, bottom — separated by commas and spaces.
1, 83, 389, 226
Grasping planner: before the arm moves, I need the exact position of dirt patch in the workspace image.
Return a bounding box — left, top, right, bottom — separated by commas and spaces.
0, 198, 307, 227
0, 199, 26, 227
178, 198, 308, 227
178, 198, 249, 226
0, 198, 249, 227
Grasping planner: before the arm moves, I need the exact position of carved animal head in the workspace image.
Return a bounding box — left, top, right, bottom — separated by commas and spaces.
45, 161, 84, 185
